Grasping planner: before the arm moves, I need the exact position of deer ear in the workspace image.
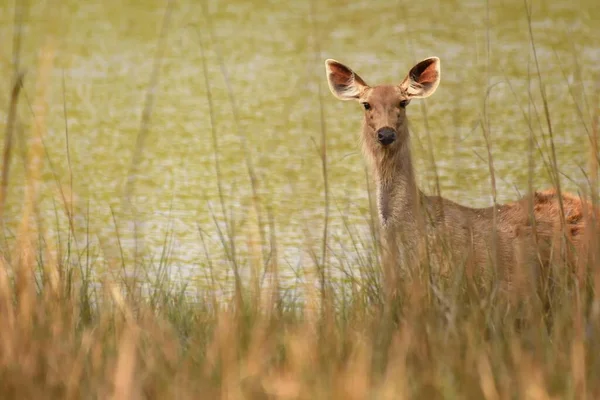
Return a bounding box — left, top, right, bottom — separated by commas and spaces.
325, 59, 369, 101
399, 57, 440, 99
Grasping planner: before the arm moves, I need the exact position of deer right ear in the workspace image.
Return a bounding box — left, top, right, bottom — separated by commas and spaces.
399, 57, 441, 99
325, 59, 369, 101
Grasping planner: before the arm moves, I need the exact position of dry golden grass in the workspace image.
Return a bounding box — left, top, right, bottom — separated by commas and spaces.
1, 24, 600, 400
2, 225, 600, 400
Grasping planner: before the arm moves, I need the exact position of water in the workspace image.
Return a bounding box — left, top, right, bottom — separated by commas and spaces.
0, 0, 598, 288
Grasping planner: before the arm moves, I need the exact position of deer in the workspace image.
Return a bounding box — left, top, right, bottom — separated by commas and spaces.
324, 56, 595, 300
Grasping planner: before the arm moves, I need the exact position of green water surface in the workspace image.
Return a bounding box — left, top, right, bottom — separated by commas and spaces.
0, 0, 598, 287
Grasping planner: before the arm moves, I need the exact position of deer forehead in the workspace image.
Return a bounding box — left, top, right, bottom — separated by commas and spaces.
361, 85, 405, 105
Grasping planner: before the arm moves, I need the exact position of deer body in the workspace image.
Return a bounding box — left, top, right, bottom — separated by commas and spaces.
325, 57, 590, 287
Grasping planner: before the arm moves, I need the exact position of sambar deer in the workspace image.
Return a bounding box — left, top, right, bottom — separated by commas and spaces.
325, 56, 595, 294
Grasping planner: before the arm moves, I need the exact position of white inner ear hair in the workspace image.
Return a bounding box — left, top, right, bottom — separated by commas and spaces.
405, 80, 424, 96
338, 73, 361, 98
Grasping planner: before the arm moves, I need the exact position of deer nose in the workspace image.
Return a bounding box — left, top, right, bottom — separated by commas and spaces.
377, 127, 396, 145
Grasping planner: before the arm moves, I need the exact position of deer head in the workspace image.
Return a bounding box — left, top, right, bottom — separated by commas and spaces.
325, 57, 441, 150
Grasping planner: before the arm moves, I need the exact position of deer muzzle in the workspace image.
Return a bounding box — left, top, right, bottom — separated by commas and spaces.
376, 127, 396, 146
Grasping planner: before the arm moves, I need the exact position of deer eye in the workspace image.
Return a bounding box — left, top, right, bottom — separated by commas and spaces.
362, 102, 371, 110
399, 100, 409, 108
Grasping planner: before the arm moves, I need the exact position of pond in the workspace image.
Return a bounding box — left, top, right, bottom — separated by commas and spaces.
0, 0, 598, 289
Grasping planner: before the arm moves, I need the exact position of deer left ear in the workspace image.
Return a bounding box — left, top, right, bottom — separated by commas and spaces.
325, 59, 369, 101
399, 57, 441, 99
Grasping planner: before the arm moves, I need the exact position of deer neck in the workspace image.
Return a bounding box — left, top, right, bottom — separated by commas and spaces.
365, 127, 422, 231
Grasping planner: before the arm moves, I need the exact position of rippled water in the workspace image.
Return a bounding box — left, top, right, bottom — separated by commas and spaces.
0, 0, 598, 287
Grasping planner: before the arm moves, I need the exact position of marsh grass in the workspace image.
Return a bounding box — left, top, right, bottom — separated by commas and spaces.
2, 3, 600, 400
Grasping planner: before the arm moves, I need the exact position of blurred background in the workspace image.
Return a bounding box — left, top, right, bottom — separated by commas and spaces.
0, 0, 598, 289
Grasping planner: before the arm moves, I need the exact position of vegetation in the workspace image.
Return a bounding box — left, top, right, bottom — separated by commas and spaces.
1, 2, 599, 399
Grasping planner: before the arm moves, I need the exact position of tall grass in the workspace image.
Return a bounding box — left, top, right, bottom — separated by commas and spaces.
2, 5, 600, 400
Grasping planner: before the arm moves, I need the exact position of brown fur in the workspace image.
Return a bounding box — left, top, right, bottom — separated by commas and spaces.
325, 57, 596, 293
